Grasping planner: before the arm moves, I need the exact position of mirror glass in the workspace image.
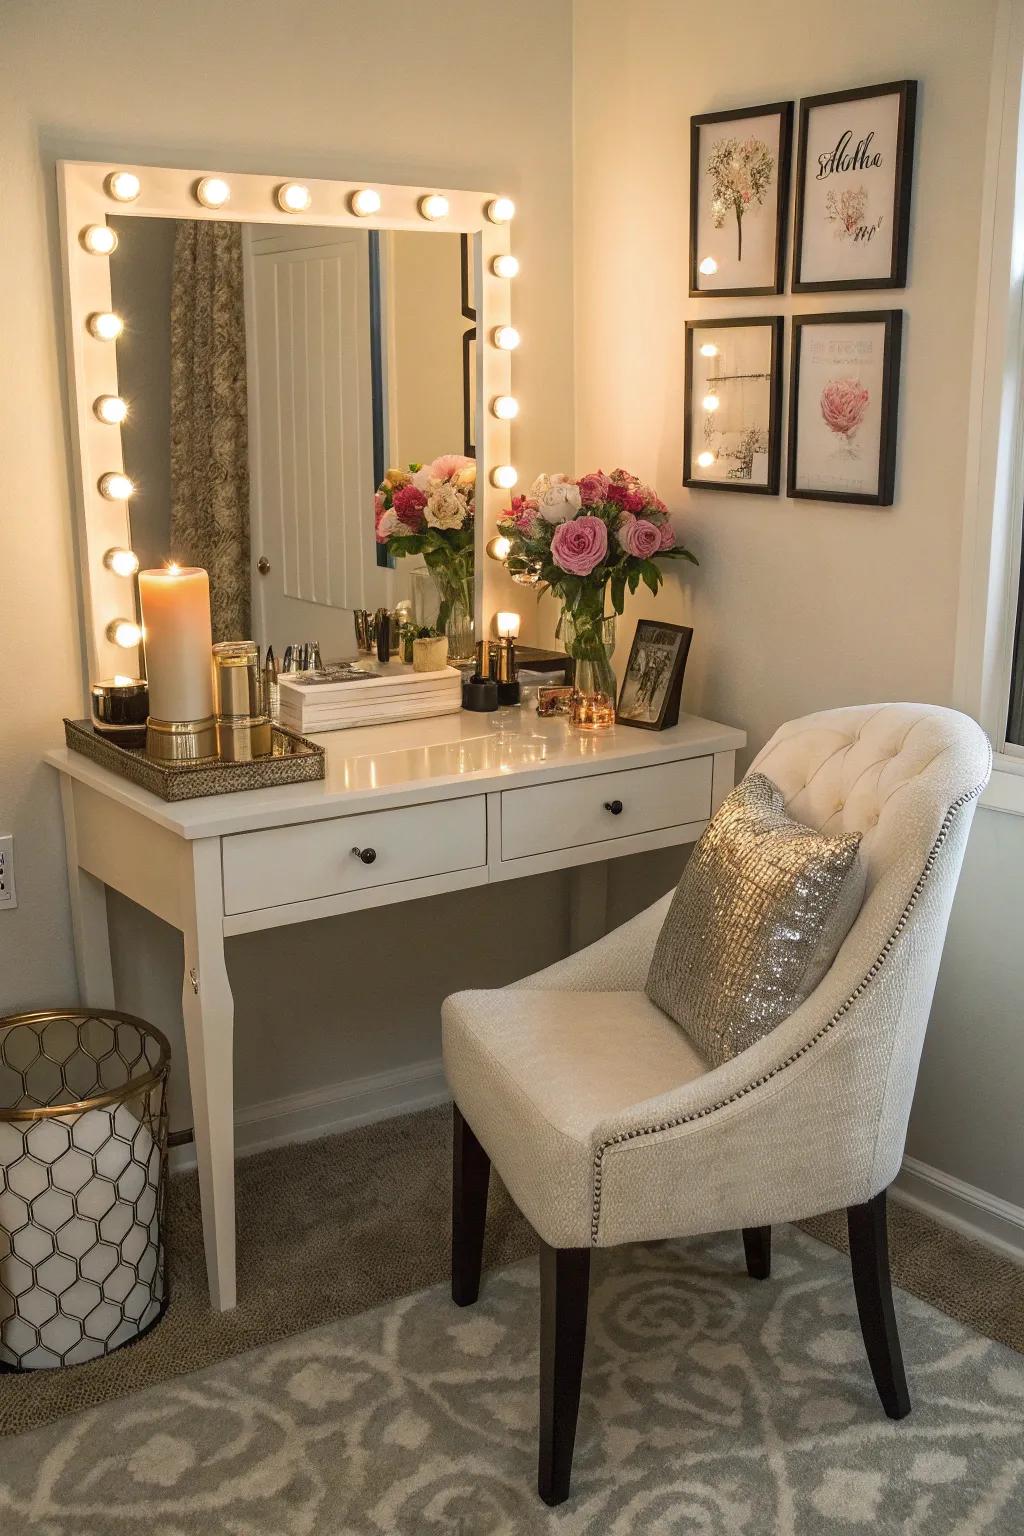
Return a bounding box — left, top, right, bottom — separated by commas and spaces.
109, 216, 477, 660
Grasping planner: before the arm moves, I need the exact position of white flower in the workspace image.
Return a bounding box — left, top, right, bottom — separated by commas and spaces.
537, 482, 582, 523
377, 508, 403, 539
424, 483, 467, 530
412, 466, 437, 494
529, 471, 571, 499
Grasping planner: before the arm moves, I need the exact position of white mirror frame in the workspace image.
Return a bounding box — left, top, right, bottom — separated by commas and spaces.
58, 160, 516, 687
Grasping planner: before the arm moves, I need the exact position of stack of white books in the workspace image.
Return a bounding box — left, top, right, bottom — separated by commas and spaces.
277, 660, 463, 735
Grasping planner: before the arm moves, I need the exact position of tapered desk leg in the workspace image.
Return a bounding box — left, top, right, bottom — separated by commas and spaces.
60, 777, 115, 1009
181, 838, 237, 1313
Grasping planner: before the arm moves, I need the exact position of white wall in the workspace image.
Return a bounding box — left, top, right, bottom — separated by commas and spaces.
573, 0, 1024, 1213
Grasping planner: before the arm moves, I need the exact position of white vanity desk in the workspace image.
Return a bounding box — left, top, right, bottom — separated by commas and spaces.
48, 707, 744, 1311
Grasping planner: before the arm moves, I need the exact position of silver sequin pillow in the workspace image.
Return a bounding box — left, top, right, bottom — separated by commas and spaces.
646, 773, 865, 1066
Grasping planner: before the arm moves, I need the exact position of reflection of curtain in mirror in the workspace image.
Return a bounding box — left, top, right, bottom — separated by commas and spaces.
169, 221, 250, 641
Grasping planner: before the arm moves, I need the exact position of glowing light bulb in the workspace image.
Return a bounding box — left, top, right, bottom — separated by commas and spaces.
419, 193, 450, 221
277, 182, 312, 212
104, 547, 140, 577
492, 395, 519, 420
699, 342, 719, 358
107, 619, 142, 648
698, 256, 718, 276
486, 196, 516, 224
195, 176, 231, 209
82, 224, 118, 255
486, 534, 512, 561
98, 471, 134, 500
492, 253, 520, 279
491, 465, 518, 489
88, 311, 123, 341
94, 394, 128, 425
496, 611, 521, 639
702, 394, 720, 413
696, 451, 715, 469
493, 325, 520, 351
106, 171, 140, 202
350, 188, 381, 216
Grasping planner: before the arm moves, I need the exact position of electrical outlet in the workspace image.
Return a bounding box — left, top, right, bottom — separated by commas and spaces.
0, 836, 17, 909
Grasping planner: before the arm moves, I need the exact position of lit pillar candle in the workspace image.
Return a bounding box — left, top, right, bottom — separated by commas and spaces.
138, 565, 215, 722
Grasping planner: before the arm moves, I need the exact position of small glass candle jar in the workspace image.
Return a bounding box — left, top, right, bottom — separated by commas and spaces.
90, 678, 149, 749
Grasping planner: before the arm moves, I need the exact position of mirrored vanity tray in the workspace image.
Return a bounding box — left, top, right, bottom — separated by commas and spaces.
63, 719, 325, 802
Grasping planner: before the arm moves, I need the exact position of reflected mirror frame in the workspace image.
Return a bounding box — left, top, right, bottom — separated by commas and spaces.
57, 161, 514, 690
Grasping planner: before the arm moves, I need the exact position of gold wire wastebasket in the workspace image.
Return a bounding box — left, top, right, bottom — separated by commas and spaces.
0, 1010, 170, 1371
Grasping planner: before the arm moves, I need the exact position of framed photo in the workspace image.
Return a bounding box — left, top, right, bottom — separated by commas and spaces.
793, 80, 917, 292
683, 316, 783, 494
690, 101, 793, 297
617, 621, 694, 731
787, 310, 902, 505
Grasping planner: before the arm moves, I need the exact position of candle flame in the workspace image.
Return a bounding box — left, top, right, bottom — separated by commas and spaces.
113, 674, 135, 686
166, 562, 182, 575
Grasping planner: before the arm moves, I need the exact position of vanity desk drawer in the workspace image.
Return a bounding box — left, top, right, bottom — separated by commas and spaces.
222, 796, 487, 915
500, 756, 713, 862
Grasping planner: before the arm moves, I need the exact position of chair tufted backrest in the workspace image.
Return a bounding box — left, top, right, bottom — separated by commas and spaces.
749, 703, 991, 896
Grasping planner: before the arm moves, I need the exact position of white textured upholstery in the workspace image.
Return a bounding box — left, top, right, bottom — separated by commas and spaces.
442, 704, 991, 1250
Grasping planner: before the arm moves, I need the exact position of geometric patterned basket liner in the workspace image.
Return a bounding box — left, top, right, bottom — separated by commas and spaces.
0, 1012, 170, 1371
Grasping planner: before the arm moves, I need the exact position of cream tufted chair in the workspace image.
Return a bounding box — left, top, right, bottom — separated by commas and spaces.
442, 703, 991, 1506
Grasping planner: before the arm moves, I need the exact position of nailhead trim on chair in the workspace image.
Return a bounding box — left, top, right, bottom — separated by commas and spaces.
589, 773, 991, 1243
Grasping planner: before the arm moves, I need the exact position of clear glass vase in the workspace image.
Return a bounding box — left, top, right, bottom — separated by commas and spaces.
428, 559, 475, 663
562, 596, 617, 730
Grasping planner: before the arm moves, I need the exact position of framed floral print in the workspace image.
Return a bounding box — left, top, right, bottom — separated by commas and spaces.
793, 81, 917, 292
787, 311, 902, 505
683, 316, 783, 495
689, 101, 793, 296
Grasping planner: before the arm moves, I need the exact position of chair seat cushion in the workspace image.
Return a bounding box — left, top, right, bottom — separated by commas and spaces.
442, 988, 709, 1249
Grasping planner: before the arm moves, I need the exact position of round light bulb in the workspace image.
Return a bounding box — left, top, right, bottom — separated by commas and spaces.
496, 611, 521, 639
82, 224, 118, 255
492, 395, 519, 420
419, 193, 449, 221
491, 465, 518, 489
698, 256, 718, 276
277, 182, 312, 213
350, 188, 381, 216
88, 311, 123, 341
107, 619, 142, 648
493, 325, 520, 351
699, 342, 719, 358
104, 547, 140, 577
486, 534, 512, 562
94, 394, 128, 425
702, 394, 720, 413
491, 253, 520, 279
195, 176, 231, 209
98, 471, 135, 500
106, 171, 141, 203
486, 196, 516, 224
696, 451, 715, 469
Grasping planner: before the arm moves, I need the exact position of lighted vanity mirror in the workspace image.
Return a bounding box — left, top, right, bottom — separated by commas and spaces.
57, 163, 516, 686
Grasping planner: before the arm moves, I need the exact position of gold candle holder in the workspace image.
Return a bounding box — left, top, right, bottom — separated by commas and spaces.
212, 641, 272, 763
146, 715, 218, 762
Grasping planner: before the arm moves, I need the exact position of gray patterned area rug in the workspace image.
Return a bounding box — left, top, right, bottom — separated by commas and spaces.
1, 1225, 1022, 1535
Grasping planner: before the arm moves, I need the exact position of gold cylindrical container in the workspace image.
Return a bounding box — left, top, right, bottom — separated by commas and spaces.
146, 715, 218, 762
212, 640, 271, 761
216, 715, 273, 762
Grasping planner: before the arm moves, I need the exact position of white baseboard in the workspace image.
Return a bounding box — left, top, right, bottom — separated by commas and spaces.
169, 1056, 450, 1172
893, 1155, 1024, 1262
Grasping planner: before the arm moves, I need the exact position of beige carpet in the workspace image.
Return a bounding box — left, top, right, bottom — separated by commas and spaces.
1, 1103, 1020, 1437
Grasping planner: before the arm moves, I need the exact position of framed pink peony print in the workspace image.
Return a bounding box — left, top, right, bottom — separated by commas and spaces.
683, 316, 783, 495
787, 311, 902, 505
690, 101, 793, 297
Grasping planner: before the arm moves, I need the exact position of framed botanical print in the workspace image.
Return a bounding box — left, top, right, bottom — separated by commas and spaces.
793, 80, 917, 292
683, 316, 783, 494
690, 101, 793, 297
617, 620, 693, 731
787, 311, 902, 505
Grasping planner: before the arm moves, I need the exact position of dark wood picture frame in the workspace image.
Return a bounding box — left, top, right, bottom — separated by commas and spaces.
616, 620, 693, 731
792, 80, 917, 293
683, 315, 783, 495
787, 310, 903, 506
689, 100, 793, 298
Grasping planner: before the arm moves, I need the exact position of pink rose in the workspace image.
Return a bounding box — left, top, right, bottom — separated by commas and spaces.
657, 519, 676, 551
374, 492, 385, 526
392, 484, 428, 528
428, 453, 475, 480
576, 471, 610, 506
622, 488, 647, 514
550, 514, 608, 576
617, 516, 661, 559
606, 481, 630, 509
820, 377, 869, 438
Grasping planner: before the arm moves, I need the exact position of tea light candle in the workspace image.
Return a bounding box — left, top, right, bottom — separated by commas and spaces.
138, 565, 215, 722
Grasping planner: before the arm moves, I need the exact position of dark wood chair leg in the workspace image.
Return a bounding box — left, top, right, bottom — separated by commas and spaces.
847, 1189, 911, 1420
742, 1225, 771, 1279
451, 1104, 490, 1307
538, 1241, 591, 1507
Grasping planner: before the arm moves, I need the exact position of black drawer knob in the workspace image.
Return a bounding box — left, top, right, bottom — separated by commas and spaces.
604, 799, 623, 816
352, 846, 377, 865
